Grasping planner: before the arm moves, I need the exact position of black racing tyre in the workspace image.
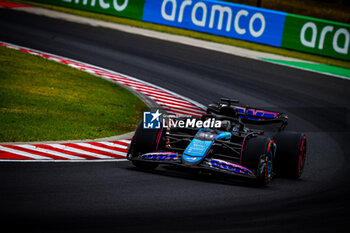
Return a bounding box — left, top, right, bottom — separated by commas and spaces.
273, 131, 307, 178
242, 136, 275, 186
128, 121, 166, 170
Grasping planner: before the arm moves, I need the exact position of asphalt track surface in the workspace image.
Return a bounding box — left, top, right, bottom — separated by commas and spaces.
1, 8, 350, 233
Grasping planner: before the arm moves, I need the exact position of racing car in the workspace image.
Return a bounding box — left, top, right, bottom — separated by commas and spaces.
127, 98, 307, 185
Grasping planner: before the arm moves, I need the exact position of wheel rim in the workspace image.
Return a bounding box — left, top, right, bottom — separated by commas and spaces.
298, 136, 307, 177
261, 141, 274, 184
263, 162, 268, 184
266, 141, 275, 181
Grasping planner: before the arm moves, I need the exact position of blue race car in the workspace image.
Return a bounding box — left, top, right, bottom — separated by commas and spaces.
127, 98, 307, 185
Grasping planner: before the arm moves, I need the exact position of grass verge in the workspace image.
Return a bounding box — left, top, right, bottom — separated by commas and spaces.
0, 46, 149, 142
10, 0, 350, 69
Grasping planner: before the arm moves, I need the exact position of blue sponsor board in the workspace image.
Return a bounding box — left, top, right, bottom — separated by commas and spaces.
142, 0, 286, 47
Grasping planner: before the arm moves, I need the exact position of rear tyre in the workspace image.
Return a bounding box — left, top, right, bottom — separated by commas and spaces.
273, 131, 307, 178
128, 121, 166, 170
242, 136, 275, 186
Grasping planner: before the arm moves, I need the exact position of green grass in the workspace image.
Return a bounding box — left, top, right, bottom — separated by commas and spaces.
0, 46, 149, 142
11, 0, 350, 69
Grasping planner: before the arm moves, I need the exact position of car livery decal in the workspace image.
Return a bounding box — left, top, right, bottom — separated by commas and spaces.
233, 106, 278, 120
184, 139, 212, 157
208, 159, 253, 175
142, 152, 178, 161
183, 139, 213, 163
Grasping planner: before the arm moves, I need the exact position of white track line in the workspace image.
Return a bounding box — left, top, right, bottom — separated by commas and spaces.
75, 143, 127, 156
146, 95, 198, 107
158, 103, 205, 114
119, 139, 131, 143
48, 144, 115, 159
17, 145, 85, 160
98, 142, 128, 149
0, 145, 53, 160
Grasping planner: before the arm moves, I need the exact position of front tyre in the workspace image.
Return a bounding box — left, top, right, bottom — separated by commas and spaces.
128, 121, 166, 170
128, 144, 159, 170
242, 136, 275, 186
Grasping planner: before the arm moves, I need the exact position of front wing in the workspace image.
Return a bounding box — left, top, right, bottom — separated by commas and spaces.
128, 151, 256, 179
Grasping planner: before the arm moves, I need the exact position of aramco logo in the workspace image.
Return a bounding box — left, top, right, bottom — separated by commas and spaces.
300, 22, 349, 55
160, 0, 266, 38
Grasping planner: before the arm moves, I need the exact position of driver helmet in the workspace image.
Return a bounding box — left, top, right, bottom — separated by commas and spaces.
220, 120, 231, 131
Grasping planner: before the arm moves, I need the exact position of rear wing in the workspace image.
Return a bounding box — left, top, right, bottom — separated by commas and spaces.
207, 98, 288, 130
